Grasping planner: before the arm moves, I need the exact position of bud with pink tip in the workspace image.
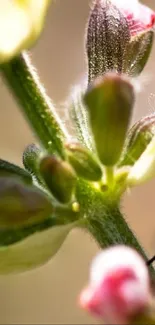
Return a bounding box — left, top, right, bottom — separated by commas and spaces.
110, 0, 155, 36
79, 246, 151, 324
86, 0, 155, 81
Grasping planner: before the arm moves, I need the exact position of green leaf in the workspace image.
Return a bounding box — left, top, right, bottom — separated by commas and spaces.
83, 73, 134, 166
0, 221, 77, 274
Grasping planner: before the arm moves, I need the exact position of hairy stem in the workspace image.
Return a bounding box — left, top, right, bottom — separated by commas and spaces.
77, 179, 154, 273
86, 207, 145, 253
1, 52, 67, 159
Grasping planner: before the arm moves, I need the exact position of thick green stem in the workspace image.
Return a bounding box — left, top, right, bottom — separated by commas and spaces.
86, 207, 145, 253
77, 179, 154, 272
1, 52, 67, 158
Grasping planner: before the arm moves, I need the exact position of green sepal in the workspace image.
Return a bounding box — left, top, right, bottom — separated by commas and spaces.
0, 158, 32, 184
69, 86, 94, 151
39, 155, 77, 203
0, 177, 53, 228
127, 135, 155, 186
119, 114, 155, 166
83, 73, 134, 166
123, 31, 154, 77
23, 143, 42, 174
23, 143, 46, 186
65, 142, 102, 181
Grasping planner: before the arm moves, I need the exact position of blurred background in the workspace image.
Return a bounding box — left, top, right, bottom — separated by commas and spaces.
0, 0, 155, 323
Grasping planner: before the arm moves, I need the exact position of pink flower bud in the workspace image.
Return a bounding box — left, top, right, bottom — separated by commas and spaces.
86, 0, 155, 80
79, 246, 151, 324
111, 0, 155, 36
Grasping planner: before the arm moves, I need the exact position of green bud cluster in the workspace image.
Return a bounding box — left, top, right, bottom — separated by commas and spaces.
0, 0, 154, 274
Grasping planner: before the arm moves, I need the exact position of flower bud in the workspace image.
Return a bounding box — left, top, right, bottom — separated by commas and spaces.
119, 114, 155, 166
0, 177, 53, 228
127, 135, 155, 186
86, 0, 155, 81
79, 245, 151, 324
0, 0, 51, 63
111, 0, 155, 36
39, 155, 77, 203
23, 143, 46, 186
123, 31, 154, 77
23, 144, 42, 174
83, 73, 134, 166
86, 0, 130, 82
65, 142, 102, 181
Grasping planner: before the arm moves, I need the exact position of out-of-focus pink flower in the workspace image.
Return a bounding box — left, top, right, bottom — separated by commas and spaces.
79, 246, 151, 324
111, 0, 155, 36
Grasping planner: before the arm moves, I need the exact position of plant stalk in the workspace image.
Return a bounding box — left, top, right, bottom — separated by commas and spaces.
77, 179, 154, 274
1, 52, 67, 159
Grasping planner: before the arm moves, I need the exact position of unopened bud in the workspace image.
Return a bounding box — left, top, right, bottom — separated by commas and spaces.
119, 114, 155, 166
0, 177, 53, 228
79, 245, 151, 324
23, 143, 46, 186
65, 142, 102, 181
83, 73, 134, 166
23, 143, 42, 175
39, 155, 77, 203
86, 0, 130, 82
127, 135, 155, 186
86, 0, 155, 81
123, 31, 154, 77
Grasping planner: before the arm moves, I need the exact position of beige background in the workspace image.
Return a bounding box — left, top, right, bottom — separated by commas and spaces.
0, 0, 155, 323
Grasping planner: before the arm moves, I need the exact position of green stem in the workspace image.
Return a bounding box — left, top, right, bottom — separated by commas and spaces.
77, 179, 154, 273
106, 166, 114, 187
1, 52, 67, 159
86, 207, 145, 252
